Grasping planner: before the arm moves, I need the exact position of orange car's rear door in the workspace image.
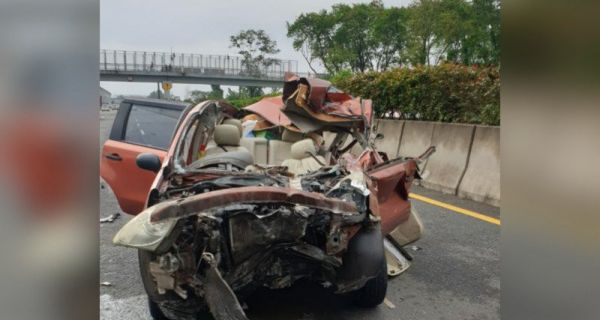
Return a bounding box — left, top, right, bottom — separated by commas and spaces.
101, 99, 185, 215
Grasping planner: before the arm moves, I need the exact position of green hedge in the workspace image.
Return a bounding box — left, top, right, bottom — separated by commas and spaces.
332, 64, 500, 125
227, 96, 264, 109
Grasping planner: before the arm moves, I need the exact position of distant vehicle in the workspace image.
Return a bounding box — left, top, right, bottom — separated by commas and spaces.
103, 77, 432, 320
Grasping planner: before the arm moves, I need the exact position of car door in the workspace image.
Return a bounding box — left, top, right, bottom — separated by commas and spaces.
101, 101, 184, 215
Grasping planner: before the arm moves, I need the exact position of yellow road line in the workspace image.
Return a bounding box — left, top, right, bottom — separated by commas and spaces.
409, 193, 501, 226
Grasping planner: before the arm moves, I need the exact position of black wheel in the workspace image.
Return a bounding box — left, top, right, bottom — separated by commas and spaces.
139, 250, 209, 320
148, 297, 169, 320
350, 259, 388, 307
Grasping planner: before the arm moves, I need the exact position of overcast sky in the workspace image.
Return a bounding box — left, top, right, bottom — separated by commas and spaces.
100, 0, 412, 98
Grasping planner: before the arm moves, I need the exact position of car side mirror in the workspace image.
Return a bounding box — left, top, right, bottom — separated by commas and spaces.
375, 133, 384, 140
136, 153, 162, 173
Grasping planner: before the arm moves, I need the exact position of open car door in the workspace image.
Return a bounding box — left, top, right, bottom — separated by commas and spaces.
100, 98, 186, 215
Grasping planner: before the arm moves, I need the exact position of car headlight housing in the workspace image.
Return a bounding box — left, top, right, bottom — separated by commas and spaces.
112, 205, 177, 251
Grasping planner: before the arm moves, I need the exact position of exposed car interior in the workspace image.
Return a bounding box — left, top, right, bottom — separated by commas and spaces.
177, 105, 336, 176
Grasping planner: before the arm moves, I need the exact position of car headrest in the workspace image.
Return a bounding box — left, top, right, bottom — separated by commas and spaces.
290, 139, 317, 160
223, 118, 243, 137
214, 124, 241, 146
282, 129, 304, 142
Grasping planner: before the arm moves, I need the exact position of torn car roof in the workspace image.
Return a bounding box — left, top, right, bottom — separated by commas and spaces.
243, 96, 291, 127
281, 73, 373, 132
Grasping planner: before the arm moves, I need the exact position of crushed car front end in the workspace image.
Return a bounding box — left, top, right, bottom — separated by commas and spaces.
111, 76, 431, 319
114, 167, 385, 319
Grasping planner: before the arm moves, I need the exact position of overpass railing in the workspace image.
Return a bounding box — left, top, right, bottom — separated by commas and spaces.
100, 50, 312, 80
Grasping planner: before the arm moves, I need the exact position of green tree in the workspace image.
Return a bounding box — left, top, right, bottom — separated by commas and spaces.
287, 10, 338, 73
287, 0, 499, 71
469, 0, 500, 65
330, 3, 377, 72
288, 2, 409, 73
371, 6, 410, 69
406, 0, 441, 66
184, 85, 223, 104
230, 29, 280, 97
147, 90, 163, 99
405, 0, 499, 66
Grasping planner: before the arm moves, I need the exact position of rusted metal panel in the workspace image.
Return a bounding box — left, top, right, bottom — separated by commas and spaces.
367, 159, 419, 234
243, 96, 292, 127
282, 73, 373, 128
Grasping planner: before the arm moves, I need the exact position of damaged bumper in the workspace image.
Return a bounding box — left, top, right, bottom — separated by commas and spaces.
113, 184, 378, 317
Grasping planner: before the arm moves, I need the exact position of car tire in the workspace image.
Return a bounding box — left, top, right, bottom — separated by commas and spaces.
148, 297, 169, 320
139, 250, 208, 320
350, 259, 388, 307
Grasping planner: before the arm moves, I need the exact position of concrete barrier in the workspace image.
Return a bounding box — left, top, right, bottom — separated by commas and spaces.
458, 126, 500, 206
398, 121, 435, 158
397, 121, 435, 183
291, 119, 500, 206
420, 123, 475, 195
374, 119, 404, 159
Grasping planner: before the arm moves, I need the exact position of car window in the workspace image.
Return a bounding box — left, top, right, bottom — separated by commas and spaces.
124, 104, 181, 149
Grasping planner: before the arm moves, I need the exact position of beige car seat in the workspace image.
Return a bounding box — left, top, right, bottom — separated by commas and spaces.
223, 118, 243, 137
205, 124, 249, 156
241, 137, 268, 165
268, 129, 304, 165
281, 139, 326, 175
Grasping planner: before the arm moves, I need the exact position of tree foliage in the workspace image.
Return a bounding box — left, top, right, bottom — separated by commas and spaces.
147, 90, 163, 99
230, 29, 281, 97
333, 64, 500, 125
184, 85, 224, 105
225, 91, 281, 109
287, 0, 499, 72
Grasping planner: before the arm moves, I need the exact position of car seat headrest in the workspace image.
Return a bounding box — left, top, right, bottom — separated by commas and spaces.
214, 124, 241, 146
222, 118, 243, 137
290, 138, 317, 160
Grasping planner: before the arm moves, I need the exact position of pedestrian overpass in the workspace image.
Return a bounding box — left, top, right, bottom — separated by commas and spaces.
100, 50, 322, 87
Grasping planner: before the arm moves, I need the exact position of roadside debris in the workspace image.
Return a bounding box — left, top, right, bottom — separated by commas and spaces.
383, 298, 396, 309
410, 245, 422, 251
100, 213, 120, 223
101, 282, 112, 287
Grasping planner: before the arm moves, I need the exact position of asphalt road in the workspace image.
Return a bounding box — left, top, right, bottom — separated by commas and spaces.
99, 109, 500, 320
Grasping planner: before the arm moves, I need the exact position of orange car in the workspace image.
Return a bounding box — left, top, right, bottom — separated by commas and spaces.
100, 98, 187, 215
106, 77, 431, 320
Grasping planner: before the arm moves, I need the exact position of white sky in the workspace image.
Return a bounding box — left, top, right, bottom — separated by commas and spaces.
100, 0, 412, 98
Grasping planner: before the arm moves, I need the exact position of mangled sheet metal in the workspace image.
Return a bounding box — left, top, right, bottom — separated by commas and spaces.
111, 82, 433, 320
243, 96, 290, 127
282, 72, 373, 132
242, 96, 301, 132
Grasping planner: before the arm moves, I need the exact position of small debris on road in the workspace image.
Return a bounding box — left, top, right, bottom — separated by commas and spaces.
101, 282, 112, 287
410, 245, 422, 251
100, 213, 120, 223
383, 298, 396, 309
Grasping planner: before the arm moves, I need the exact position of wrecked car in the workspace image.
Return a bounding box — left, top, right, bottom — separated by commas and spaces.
106, 75, 433, 320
